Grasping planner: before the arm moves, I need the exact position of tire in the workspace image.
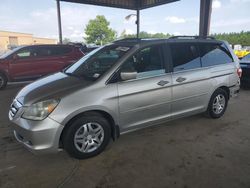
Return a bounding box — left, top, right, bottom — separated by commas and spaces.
0, 73, 7, 90
62, 114, 111, 159
207, 88, 228, 119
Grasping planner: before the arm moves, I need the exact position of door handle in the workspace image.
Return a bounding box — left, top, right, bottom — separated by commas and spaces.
176, 77, 187, 83
157, 80, 169, 86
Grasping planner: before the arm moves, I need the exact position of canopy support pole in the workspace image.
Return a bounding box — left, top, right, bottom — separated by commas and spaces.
136, 9, 140, 38
56, 0, 63, 43
199, 0, 212, 37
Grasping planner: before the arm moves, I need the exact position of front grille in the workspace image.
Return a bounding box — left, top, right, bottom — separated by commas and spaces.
9, 100, 22, 118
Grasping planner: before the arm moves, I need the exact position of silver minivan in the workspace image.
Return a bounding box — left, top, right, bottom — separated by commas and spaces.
9, 37, 241, 159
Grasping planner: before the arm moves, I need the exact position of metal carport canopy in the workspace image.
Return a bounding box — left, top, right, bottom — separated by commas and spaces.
56, 0, 212, 43
59, 0, 179, 10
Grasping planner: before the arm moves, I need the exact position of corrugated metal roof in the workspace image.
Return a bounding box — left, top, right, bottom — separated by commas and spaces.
59, 0, 179, 10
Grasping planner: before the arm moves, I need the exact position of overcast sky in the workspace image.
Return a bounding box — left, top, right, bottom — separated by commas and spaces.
0, 0, 250, 42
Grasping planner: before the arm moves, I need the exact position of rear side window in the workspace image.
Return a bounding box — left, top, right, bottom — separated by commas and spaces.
170, 43, 201, 72
36, 46, 72, 57
36, 47, 50, 57
51, 46, 72, 55
200, 43, 233, 67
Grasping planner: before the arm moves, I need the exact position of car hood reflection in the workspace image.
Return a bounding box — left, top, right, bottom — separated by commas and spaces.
15, 72, 92, 105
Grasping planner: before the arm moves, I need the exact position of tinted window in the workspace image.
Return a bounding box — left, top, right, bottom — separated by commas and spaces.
36, 46, 72, 57
170, 43, 201, 72
16, 48, 34, 58
200, 43, 233, 67
120, 45, 165, 79
50, 46, 72, 55
36, 47, 50, 57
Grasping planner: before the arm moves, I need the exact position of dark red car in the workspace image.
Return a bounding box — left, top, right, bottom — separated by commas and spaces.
0, 44, 84, 89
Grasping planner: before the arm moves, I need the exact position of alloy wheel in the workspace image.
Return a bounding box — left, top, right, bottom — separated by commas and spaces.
212, 94, 226, 115
74, 122, 104, 153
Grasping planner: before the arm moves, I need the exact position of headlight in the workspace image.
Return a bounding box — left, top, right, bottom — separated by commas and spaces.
22, 99, 59, 120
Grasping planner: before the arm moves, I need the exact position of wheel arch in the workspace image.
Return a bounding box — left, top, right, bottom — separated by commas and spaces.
59, 110, 119, 148
210, 85, 230, 100
0, 70, 9, 81
206, 85, 230, 118
206, 85, 230, 110
218, 86, 230, 100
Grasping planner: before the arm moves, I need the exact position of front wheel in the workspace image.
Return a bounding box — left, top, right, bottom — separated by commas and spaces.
207, 88, 228, 119
62, 114, 111, 159
0, 73, 7, 90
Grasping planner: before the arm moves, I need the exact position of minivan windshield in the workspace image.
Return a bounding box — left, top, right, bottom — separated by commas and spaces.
0, 46, 23, 59
65, 44, 132, 80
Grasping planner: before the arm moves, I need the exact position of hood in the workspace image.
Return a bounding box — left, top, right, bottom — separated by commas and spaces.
16, 72, 92, 105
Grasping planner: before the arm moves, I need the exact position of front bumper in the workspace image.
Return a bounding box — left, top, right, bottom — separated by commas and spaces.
9, 101, 64, 154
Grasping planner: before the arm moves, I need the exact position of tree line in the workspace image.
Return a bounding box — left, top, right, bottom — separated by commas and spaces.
211, 31, 250, 46
82, 15, 250, 46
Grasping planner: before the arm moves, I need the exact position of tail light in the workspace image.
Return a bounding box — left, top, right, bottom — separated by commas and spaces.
237, 68, 242, 78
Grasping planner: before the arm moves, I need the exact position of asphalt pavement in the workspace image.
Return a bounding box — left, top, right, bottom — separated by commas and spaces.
0, 83, 250, 188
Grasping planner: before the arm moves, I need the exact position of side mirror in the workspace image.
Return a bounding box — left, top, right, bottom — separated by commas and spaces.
120, 71, 137, 81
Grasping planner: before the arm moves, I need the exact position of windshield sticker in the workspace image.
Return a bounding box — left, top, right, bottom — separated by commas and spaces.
116, 46, 130, 52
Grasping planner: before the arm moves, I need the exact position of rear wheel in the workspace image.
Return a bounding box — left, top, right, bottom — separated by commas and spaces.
62, 114, 111, 159
207, 88, 228, 119
0, 73, 7, 90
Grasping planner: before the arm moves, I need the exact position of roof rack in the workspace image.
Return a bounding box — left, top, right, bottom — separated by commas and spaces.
114, 38, 168, 43
114, 38, 141, 43
169, 36, 215, 40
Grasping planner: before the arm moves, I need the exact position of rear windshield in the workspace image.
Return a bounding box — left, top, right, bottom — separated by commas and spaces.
65, 45, 132, 80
